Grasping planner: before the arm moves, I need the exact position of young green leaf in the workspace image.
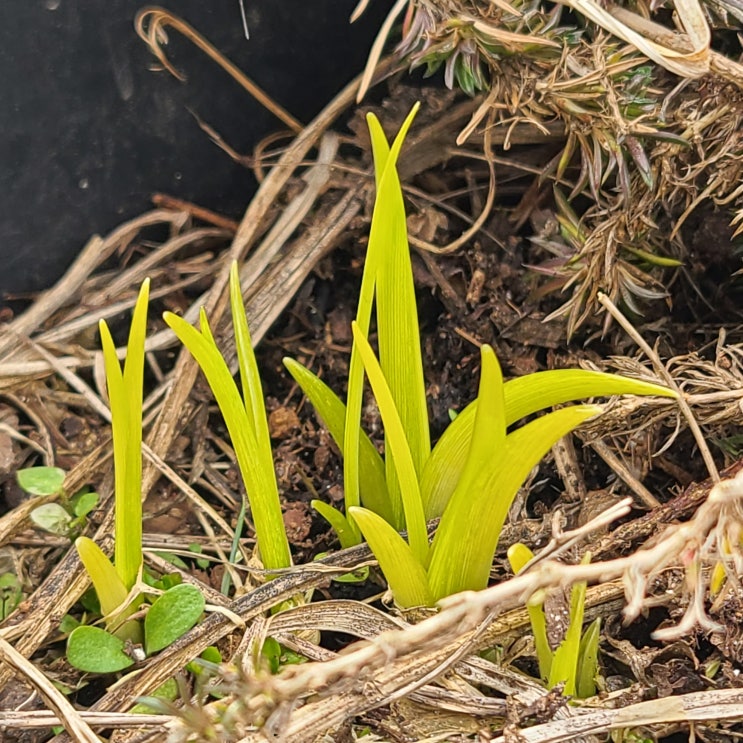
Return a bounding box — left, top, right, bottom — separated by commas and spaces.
550, 570, 588, 696
30, 503, 73, 536
99, 278, 149, 591
422, 370, 677, 518
351, 322, 428, 565
164, 309, 291, 572
229, 262, 273, 482
16, 466, 66, 496
428, 401, 601, 601
74, 536, 129, 620
311, 500, 359, 550
349, 507, 432, 608
283, 358, 392, 525
508, 543, 552, 682
369, 107, 430, 517
66, 626, 135, 673
144, 583, 205, 655
576, 617, 601, 698
344, 105, 420, 529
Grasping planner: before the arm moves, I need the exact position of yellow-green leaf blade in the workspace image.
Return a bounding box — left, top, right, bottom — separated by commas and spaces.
351, 323, 429, 565
422, 370, 676, 519
283, 357, 391, 527
311, 500, 359, 550
164, 311, 291, 571
372, 107, 430, 506
508, 543, 552, 682
349, 507, 432, 608
75, 536, 129, 619
576, 617, 601, 698
550, 570, 588, 696
344, 105, 420, 524
99, 279, 148, 591
229, 262, 272, 456
428, 404, 601, 601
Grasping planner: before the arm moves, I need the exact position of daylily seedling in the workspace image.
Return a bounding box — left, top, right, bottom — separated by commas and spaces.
508, 543, 601, 698
286, 105, 679, 607
66, 281, 206, 672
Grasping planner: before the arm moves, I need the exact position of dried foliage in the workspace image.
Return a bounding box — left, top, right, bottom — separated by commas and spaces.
363, 0, 743, 332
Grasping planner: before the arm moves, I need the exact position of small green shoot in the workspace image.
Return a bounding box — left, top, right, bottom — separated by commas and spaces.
98, 279, 149, 593
508, 543, 600, 697
17, 466, 99, 537
261, 637, 308, 674
20, 476, 100, 538
164, 263, 292, 574
62, 279, 151, 667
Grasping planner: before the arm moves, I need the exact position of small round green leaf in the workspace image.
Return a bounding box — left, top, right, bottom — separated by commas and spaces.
66, 626, 135, 673
30, 504, 73, 535
71, 491, 99, 518
144, 583, 205, 655
17, 466, 66, 496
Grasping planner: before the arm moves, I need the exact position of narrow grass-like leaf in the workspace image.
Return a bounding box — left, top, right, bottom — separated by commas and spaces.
428, 404, 601, 601
508, 543, 552, 682
311, 500, 359, 550
576, 617, 601, 698
550, 564, 588, 696
344, 106, 420, 529
75, 536, 129, 619
164, 311, 291, 571
422, 370, 677, 518
99, 279, 149, 591
351, 322, 428, 565
283, 358, 391, 525
229, 262, 272, 461
349, 507, 432, 608
371, 105, 430, 523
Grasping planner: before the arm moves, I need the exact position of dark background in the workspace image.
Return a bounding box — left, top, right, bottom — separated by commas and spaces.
0, 1, 392, 296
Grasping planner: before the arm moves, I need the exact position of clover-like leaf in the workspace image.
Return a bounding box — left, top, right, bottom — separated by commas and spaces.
17, 466, 66, 496
67, 625, 135, 673
30, 503, 73, 535
144, 583, 205, 655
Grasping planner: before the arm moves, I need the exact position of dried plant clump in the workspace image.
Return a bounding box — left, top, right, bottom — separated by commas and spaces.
363, 0, 743, 331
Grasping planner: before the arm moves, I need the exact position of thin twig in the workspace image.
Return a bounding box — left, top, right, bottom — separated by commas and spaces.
597, 291, 720, 483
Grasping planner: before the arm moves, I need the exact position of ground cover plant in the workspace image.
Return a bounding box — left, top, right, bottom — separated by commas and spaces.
1, 10, 743, 740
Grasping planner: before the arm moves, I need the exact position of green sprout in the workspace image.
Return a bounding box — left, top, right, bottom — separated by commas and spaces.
164, 263, 292, 574
16, 466, 99, 537
64, 281, 206, 673
71, 279, 150, 640
285, 105, 678, 607
508, 543, 601, 698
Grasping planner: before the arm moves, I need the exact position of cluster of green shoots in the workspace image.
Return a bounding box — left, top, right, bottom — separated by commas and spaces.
508, 544, 600, 697
22, 105, 677, 690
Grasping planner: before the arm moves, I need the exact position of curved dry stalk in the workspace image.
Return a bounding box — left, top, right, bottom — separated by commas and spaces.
135, 7, 303, 133
409, 109, 497, 255
556, 0, 711, 78
0, 637, 100, 743
356, 0, 409, 102
492, 687, 743, 742
598, 291, 721, 483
